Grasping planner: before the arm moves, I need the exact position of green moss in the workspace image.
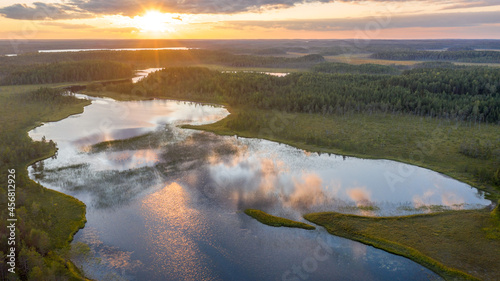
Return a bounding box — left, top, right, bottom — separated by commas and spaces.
244, 209, 315, 230
304, 209, 500, 280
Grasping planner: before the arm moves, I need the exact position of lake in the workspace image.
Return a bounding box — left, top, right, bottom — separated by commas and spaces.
38, 47, 192, 53
27, 80, 490, 280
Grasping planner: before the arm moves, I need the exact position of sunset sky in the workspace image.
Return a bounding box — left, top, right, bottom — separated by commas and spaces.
0, 0, 499, 39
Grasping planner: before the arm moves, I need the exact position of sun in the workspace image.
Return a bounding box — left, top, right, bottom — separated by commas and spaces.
134, 11, 171, 32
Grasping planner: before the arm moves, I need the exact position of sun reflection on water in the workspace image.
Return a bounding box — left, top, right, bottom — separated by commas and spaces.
141, 182, 218, 280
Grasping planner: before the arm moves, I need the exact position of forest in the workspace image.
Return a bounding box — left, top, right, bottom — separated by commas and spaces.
371, 50, 500, 63
0, 50, 325, 75
2, 39, 500, 56
114, 66, 500, 124
0, 42, 499, 279
1, 61, 133, 85
0, 87, 89, 280
311, 62, 401, 75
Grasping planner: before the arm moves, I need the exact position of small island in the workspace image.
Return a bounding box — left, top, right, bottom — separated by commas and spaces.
244, 209, 315, 230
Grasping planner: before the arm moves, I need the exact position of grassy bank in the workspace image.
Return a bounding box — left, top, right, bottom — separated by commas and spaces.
187, 109, 500, 200
304, 206, 500, 280
0, 84, 90, 280
80, 76, 499, 280
187, 106, 500, 279
244, 209, 315, 230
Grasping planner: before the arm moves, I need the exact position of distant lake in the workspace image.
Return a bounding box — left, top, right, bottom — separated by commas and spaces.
222, 70, 289, 77
26, 71, 489, 280
38, 47, 192, 53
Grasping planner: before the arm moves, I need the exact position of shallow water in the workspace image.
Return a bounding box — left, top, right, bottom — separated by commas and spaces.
28, 90, 490, 280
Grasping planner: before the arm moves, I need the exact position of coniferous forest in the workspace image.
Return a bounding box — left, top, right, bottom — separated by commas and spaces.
371, 50, 500, 63
0, 40, 499, 281
121, 66, 500, 124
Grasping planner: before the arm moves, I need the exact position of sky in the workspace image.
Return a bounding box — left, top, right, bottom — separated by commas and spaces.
0, 0, 499, 39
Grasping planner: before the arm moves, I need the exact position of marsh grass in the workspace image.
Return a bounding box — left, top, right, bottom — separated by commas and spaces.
90, 129, 174, 153
245, 209, 315, 230
305, 208, 500, 281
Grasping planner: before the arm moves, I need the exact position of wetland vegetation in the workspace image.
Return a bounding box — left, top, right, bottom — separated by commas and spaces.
304, 205, 500, 281
0, 86, 90, 280
244, 209, 315, 230
1, 40, 500, 280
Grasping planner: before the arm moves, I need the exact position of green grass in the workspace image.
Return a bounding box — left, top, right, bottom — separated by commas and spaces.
304, 207, 500, 281
244, 209, 315, 230
186, 108, 500, 200
0, 84, 90, 279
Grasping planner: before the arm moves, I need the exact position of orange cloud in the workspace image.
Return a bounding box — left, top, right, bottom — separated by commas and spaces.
346, 187, 371, 207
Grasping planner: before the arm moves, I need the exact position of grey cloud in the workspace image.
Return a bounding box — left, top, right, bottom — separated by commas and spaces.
69, 0, 499, 16
442, 0, 500, 10
0, 2, 92, 20
69, 0, 335, 16
1, 0, 498, 20
0, 0, 335, 19
223, 10, 500, 31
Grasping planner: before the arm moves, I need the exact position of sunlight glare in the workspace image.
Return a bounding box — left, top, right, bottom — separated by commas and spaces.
134, 11, 172, 33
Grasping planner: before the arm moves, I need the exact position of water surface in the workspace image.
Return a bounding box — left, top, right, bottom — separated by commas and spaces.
132, 68, 164, 83
28, 90, 490, 280
38, 47, 192, 53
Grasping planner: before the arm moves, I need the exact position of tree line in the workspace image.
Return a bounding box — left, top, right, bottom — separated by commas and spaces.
371, 50, 500, 63
0, 50, 325, 72
1, 60, 133, 85
312, 62, 400, 75
122, 66, 500, 124
0, 87, 88, 280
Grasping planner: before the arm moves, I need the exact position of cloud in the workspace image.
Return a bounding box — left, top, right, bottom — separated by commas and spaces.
71, 0, 335, 16
0, 0, 335, 19
69, 0, 500, 16
97, 27, 142, 33
41, 22, 95, 29
1, 0, 499, 20
346, 187, 371, 206
442, 0, 500, 10
288, 174, 327, 209
223, 10, 500, 31
0, 2, 92, 20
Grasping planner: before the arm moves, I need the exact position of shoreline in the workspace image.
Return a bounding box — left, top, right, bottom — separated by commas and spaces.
32, 88, 498, 280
